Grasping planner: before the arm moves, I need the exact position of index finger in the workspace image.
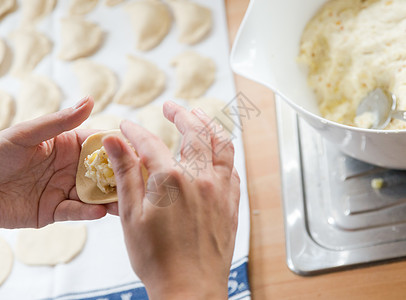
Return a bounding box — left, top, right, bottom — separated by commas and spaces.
120, 120, 173, 175
163, 101, 213, 169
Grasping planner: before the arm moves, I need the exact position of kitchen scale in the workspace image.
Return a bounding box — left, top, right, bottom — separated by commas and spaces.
276, 95, 406, 275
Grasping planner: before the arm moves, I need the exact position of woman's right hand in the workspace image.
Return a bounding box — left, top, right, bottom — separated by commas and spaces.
103, 101, 240, 300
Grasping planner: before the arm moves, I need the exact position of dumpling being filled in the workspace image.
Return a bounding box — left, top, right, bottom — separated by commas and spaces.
73, 59, 117, 114
167, 0, 212, 45
137, 105, 180, 154
0, 0, 16, 20
114, 55, 165, 108
9, 30, 52, 77
20, 0, 56, 25
69, 0, 99, 15
0, 90, 15, 130
14, 76, 62, 124
76, 130, 148, 204
171, 51, 216, 99
59, 17, 103, 61
125, 0, 171, 51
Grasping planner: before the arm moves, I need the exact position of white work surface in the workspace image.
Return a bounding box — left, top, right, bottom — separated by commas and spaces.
0, 1, 250, 299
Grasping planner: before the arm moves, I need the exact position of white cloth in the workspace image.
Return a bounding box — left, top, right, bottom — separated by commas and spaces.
0, 0, 251, 299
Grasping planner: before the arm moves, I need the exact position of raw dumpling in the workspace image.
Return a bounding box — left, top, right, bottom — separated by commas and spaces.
69, 0, 99, 15
81, 114, 123, 130
168, 0, 212, 45
73, 59, 116, 114
76, 130, 148, 204
105, 0, 124, 6
59, 17, 103, 61
0, 0, 16, 20
20, 0, 56, 25
189, 97, 235, 132
0, 38, 12, 77
0, 236, 13, 286
171, 51, 215, 99
137, 105, 180, 154
114, 55, 165, 108
125, 0, 171, 51
9, 30, 52, 77
0, 90, 15, 130
14, 76, 62, 124
15, 223, 87, 266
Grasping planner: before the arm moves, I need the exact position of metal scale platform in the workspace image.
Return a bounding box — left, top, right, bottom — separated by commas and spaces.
276, 96, 406, 275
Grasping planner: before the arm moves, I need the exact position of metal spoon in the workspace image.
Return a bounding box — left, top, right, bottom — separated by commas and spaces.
356, 88, 406, 129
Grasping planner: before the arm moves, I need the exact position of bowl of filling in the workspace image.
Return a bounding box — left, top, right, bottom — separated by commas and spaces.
231, 0, 406, 169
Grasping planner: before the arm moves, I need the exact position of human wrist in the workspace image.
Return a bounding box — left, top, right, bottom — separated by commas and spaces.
144, 275, 228, 300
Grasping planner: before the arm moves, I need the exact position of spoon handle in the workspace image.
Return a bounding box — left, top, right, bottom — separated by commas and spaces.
391, 111, 406, 122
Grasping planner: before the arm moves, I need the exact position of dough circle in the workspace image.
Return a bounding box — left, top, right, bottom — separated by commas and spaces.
0, 236, 13, 286
76, 130, 148, 204
15, 223, 87, 266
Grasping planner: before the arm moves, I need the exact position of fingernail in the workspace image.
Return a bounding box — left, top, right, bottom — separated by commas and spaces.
73, 97, 89, 109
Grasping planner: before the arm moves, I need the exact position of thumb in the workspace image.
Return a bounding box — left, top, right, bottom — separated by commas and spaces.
103, 135, 145, 220
5, 96, 94, 147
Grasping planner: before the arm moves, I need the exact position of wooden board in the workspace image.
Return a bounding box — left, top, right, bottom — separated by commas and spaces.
225, 0, 406, 299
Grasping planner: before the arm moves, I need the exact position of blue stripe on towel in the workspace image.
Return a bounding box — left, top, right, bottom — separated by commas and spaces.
50, 257, 250, 300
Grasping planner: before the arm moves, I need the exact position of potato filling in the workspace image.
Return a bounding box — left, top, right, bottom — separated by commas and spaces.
84, 146, 116, 194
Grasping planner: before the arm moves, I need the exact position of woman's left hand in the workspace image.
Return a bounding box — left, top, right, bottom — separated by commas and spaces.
0, 97, 117, 229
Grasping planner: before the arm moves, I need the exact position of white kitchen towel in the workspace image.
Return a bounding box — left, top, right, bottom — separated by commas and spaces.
0, 0, 251, 299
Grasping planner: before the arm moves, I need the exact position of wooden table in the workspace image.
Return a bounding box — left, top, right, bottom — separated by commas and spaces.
225, 1, 406, 299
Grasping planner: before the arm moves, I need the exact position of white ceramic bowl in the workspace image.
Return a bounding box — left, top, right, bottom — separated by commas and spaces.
230, 0, 406, 169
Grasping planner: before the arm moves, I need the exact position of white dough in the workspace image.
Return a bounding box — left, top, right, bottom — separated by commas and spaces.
0, 0, 15, 20
171, 51, 216, 99
168, 0, 212, 45
0, 90, 15, 130
189, 97, 235, 132
20, 0, 56, 26
73, 59, 117, 114
105, 0, 124, 6
15, 223, 87, 266
69, 0, 99, 15
81, 114, 123, 130
59, 17, 103, 61
14, 76, 62, 124
0, 236, 13, 286
137, 105, 180, 154
114, 55, 165, 108
125, 0, 171, 51
9, 30, 52, 77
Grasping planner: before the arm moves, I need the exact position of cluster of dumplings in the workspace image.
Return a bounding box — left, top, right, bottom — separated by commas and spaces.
0, 0, 233, 155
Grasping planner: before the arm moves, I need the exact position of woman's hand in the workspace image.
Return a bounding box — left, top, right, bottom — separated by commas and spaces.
103, 101, 240, 300
0, 97, 117, 229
